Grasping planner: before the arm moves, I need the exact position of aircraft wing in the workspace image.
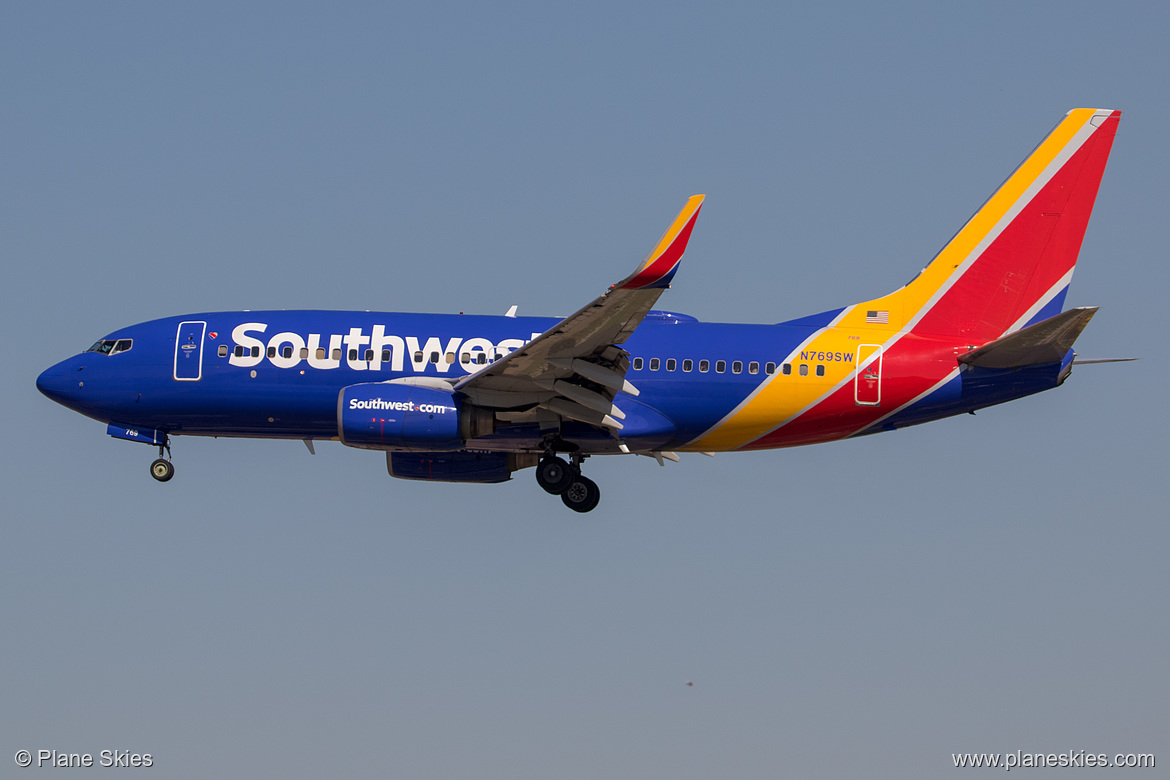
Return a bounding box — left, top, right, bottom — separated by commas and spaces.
452, 195, 705, 431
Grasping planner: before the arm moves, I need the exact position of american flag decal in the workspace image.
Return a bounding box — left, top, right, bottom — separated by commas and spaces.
865, 310, 889, 324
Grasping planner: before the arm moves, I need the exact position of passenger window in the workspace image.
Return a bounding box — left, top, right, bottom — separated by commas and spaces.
332, 348, 342, 361
218, 345, 229, 358
364, 349, 374, 361
816, 364, 825, 377
461, 353, 471, 364
715, 360, 726, 373
683, 359, 693, 372
799, 364, 809, 376
649, 358, 660, 371
477, 353, 487, 364
235, 346, 245, 358
765, 362, 776, 374
282, 346, 293, 359
348, 349, 358, 361
445, 352, 455, 364
782, 363, 791, 375
633, 357, 644, 370
699, 359, 709, 372
429, 352, 440, 364
666, 358, 676, 371
382, 350, 391, 362
316, 348, 326, 360
252, 346, 260, 358
299, 348, 309, 359
413, 350, 424, 363
749, 361, 759, 374
267, 346, 276, 358
732, 361, 743, 374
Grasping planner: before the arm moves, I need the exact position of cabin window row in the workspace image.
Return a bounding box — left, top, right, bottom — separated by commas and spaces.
227, 345, 494, 365
631, 357, 826, 378
220, 344, 828, 378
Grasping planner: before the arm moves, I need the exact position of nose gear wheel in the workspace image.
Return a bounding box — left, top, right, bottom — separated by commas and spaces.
150, 458, 174, 482
149, 437, 174, 482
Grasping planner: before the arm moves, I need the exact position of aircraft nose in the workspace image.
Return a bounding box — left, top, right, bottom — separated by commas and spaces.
36, 358, 85, 407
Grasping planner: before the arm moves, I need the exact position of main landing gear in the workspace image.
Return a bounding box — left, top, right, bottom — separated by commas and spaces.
536, 450, 600, 513
149, 438, 174, 483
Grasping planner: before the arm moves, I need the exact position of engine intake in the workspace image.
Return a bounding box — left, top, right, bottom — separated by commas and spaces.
338, 383, 494, 451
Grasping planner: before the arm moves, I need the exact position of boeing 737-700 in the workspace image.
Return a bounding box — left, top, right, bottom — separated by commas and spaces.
37, 108, 1122, 512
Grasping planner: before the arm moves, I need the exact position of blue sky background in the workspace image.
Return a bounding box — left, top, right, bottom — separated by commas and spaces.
3, 2, 1167, 777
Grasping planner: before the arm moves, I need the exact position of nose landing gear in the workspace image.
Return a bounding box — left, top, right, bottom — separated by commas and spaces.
150, 458, 174, 482
149, 438, 174, 482
536, 448, 600, 513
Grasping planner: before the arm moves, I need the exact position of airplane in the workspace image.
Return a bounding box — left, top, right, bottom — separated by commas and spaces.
37, 108, 1123, 513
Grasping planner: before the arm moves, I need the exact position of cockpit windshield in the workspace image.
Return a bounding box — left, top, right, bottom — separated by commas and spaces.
85, 339, 132, 355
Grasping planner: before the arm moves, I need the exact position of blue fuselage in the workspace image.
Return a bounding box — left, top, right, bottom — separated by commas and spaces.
37, 308, 1069, 455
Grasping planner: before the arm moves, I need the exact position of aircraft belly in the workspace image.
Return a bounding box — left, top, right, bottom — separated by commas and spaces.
124, 377, 340, 439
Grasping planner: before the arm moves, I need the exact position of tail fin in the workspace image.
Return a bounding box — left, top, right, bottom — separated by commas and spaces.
852, 109, 1120, 341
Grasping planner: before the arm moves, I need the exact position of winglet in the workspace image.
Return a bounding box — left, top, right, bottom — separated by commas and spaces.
617, 195, 705, 290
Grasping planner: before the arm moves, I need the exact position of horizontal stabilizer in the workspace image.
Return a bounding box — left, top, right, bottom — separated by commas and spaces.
958, 307, 1098, 368
1071, 357, 1139, 365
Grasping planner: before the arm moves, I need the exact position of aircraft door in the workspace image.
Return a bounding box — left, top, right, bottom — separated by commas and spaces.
174, 321, 207, 381
855, 344, 882, 406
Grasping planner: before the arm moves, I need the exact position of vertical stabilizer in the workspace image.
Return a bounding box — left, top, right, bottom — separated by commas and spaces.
855, 108, 1120, 340
687, 110, 1121, 453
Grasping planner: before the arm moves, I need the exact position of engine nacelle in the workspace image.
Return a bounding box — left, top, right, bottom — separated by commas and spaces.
387, 451, 539, 483
337, 383, 493, 451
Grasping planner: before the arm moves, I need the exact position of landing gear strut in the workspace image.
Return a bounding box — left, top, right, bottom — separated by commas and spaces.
149, 438, 174, 482
534, 447, 601, 513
